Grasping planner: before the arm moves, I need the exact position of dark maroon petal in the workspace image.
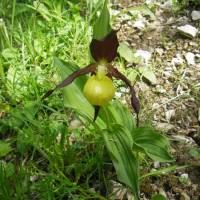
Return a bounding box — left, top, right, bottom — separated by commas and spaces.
42, 63, 97, 99
108, 65, 140, 127
90, 30, 119, 62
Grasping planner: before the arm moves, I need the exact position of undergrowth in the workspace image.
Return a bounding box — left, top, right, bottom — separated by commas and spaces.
0, 1, 109, 199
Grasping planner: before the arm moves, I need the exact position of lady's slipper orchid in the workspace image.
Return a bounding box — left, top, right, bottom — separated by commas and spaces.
43, 30, 140, 126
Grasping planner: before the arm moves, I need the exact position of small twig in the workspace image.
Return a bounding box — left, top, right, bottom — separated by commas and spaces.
152, 90, 190, 111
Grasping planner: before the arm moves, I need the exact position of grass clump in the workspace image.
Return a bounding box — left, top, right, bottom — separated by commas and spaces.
0, 1, 109, 199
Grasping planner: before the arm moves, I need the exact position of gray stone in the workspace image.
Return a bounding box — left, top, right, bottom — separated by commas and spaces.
177, 24, 198, 38
161, 0, 172, 11
172, 54, 184, 66
191, 10, 200, 21
185, 52, 196, 65
134, 49, 152, 65
133, 16, 147, 30
156, 122, 175, 131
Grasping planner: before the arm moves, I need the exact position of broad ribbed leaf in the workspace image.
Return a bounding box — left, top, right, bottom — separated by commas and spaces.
103, 124, 139, 199
100, 100, 135, 132
93, 0, 111, 40
133, 127, 173, 162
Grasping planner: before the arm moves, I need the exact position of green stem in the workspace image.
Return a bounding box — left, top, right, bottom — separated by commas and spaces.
11, 0, 16, 45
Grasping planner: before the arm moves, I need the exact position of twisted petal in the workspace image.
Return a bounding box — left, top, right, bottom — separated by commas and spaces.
108, 65, 140, 127
42, 63, 97, 99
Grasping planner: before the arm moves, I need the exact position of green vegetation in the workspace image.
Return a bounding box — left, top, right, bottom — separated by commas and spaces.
172, 0, 200, 12
0, 0, 186, 199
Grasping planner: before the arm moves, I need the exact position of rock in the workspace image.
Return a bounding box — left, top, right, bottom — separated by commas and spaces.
134, 50, 152, 65
115, 92, 122, 98
166, 16, 175, 24
154, 161, 160, 168
133, 20, 145, 29
120, 87, 129, 93
155, 48, 164, 56
121, 13, 132, 21
109, 180, 127, 199
111, 9, 120, 16
163, 71, 172, 77
30, 175, 39, 182
184, 52, 196, 65
176, 16, 189, 24
156, 85, 166, 94
191, 10, 200, 21
171, 54, 184, 66
189, 41, 198, 47
69, 119, 82, 130
171, 135, 196, 144
133, 16, 147, 30
165, 109, 175, 122
156, 122, 174, 132
161, 0, 172, 11
177, 24, 198, 38
181, 173, 189, 179
145, 0, 155, 4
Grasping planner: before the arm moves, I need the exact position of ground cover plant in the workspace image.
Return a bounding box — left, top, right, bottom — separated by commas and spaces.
0, 0, 199, 199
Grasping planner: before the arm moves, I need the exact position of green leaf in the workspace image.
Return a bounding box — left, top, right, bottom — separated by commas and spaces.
34, 39, 43, 54
1, 48, 17, 59
102, 124, 139, 199
127, 69, 139, 83
188, 148, 200, 158
151, 194, 167, 200
0, 161, 15, 177
128, 5, 156, 20
118, 42, 141, 64
100, 100, 135, 132
33, 1, 51, 21
0, 141, 12, 158
15, 3, 32, 16
0, 58, 4, 78
54, 58, 94, 119
93, 0, 112, 40
141, 165, 189, 179
139, 67, 157, 85
133, 127, 173, 162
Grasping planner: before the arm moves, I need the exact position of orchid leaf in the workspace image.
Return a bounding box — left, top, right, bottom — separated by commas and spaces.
93, 0, 112, 40
133, 127, 174, 162
102, 124, 140, 199
101, 100, 136, 132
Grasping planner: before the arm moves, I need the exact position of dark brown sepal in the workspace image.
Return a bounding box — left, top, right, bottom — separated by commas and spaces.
108, 65, 140, 127
42, 89, 54, 100
90, 30, 119, 62
93, 105, 101, 122
42, 63, 97, 100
